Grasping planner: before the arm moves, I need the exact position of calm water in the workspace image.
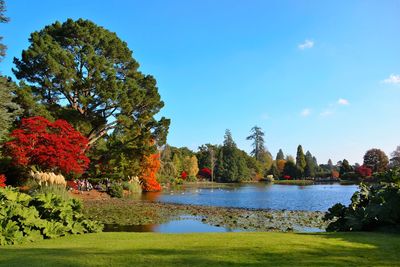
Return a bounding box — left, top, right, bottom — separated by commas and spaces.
104, 216, 241, 233
151, 183, 359, 212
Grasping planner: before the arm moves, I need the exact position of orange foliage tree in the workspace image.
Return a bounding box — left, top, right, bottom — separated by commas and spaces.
276, 159, 286, 176
139, 153, 162, 192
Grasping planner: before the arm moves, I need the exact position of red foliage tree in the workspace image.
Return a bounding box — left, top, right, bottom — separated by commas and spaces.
0, 174, 6, 187
4, 116, 89, 175
181, 171, 188, 180
356, 165, 372, 178
140, 153, 162, 192
198, 168, 212, 179
283, 175, 291, 180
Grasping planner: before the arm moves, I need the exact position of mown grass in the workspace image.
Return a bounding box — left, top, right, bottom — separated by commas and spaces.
0, 232, 399, 266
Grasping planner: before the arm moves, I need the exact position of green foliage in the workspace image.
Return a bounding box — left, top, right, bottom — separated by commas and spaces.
304, 151, 316, 177
266, 164, 280, 179
0, 157, 27, 186
13, 18, 170, 181
107, 183, 123, 198
295, 145, 306, 176
339, 159, 353, 176
390, 146, 400, 167
34, 184, 71, 202
215, 130, 251, 182
276, 149, 285, 161
363, 148, 389, 173
340, 172, 359, 181
0, 187, 102, 245
325, 169, 400, 232
246, 126, 266, 161
122, 181, 142, 194
283, 161, 301, 179
0, 77, 22, 142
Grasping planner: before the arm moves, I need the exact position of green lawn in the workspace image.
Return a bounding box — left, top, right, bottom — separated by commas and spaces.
0, 232, 399, 266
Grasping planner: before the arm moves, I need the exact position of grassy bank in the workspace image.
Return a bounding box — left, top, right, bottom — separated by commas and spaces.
1, 232, 399, 266
274, 179, 314, 185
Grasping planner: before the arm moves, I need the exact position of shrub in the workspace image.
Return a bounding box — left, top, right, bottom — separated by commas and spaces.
340, 172, 359, 181
139, 154, 162, 192
34, 184, 70, 202
107, 183, 123, 198
324, 181, 400, 232
265, 175, 274, 183
356, 165, 372, 178
0, 187, 102, 245
4, 116, 89, 175
122, 181, 142, 194
181, 171, 188, 180
185, 175, 198, 182
198, 168, 212, 179
0, 175, 6, 187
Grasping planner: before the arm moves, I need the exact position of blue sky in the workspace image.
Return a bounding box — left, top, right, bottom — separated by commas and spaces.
1, 0, 400, 164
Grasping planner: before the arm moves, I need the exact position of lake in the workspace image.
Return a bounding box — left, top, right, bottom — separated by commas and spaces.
146, 183, 359, 212
106, 183, 359, 233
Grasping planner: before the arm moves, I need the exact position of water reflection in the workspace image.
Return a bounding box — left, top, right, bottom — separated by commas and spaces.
103, 217, 241, 233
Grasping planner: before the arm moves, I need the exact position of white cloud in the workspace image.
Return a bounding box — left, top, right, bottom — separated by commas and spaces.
337, 98, 349, 105
298, 39, 314, 50
382, 74, 400, 84
301, 108, 311, 117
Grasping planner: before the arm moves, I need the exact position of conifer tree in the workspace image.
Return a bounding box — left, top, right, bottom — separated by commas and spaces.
296, 145, 307, 176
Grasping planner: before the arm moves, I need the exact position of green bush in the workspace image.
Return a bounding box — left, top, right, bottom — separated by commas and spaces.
185, 176, 198, 182
0, 187, 103, 245
35, 184, 71, 201
340, 172, 359, 181
122, 181, 142, 194
107, 183, 123, 198
324, 181, 400, 232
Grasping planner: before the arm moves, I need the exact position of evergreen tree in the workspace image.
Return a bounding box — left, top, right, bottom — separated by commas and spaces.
215, 130, 252, 182
0, 77, 22, 142
328, 159, 334, 170
390, 146, 400, 167
283, 161, 300, 178
0, 5, 21, 141
267, 163, 280, 178
13, 18, 170, 148
296, 145, 306, 176
246, 126, 265, 161
0, 0, 9, 60
276, 149, 285, 161
304, 151, 316, 177
339, 159, 353, 175
223, 129, 236, 147
214, 149, 225, 182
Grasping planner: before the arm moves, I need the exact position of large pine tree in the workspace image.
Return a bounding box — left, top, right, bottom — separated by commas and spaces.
13, 18, 169, 149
